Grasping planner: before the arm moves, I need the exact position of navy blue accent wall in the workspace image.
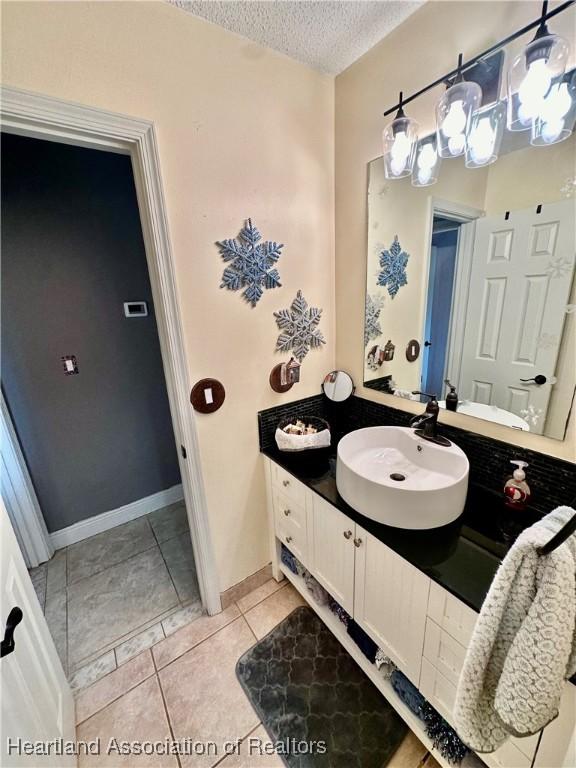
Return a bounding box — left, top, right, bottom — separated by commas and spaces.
1, 134, 181, 532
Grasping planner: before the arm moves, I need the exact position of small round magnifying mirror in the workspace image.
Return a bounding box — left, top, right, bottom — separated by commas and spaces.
322, 371, 355, 402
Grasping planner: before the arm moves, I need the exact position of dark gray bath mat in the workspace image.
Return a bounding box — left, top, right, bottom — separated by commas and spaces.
236, 606, 408, 768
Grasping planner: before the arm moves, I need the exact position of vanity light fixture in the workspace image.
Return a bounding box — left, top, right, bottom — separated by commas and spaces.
381, 0, 575, 184
507, 1, 570, 131
412, 135, 441, 186
465, 101, 506, 167
436, 55, 482, 158
383, 92, 419, 179
531, 70, 576, 145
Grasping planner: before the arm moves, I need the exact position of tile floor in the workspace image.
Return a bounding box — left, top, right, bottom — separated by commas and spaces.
73, 578, 443, 768
28, 502, 202, 680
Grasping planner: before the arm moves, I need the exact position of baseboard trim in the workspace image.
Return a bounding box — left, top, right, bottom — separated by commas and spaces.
50, 484, 184, 549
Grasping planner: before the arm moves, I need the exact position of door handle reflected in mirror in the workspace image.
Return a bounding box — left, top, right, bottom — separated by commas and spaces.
520, 375, 547, 385
424, 340, 432, 347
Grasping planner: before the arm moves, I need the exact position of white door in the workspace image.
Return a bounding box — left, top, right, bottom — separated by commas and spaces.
353, 526, 430, 686
309, 495, 355, 614
458, 199, 575, 434
0, 502, 76, 767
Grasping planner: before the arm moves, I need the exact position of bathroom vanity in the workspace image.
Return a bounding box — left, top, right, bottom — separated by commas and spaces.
262, 446, 575, 768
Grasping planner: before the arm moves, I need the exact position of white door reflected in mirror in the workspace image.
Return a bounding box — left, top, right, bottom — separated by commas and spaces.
323, 371, 355, 402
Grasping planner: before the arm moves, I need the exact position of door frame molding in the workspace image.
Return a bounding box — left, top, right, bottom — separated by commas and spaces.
1, 86, 221, 615
1, 392, 54, 569
422, 197, 483, 393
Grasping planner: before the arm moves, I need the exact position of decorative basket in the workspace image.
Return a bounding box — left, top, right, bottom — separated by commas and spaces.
275, 416, 331, 453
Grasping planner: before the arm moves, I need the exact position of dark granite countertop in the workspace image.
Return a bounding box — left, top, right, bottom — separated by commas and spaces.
262, 446, 545, 614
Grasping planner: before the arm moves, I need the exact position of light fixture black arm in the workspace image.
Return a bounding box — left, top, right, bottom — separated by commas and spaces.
382, 0, 575, 117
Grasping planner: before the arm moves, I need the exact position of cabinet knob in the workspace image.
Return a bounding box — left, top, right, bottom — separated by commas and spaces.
282, 480, 290, 487
286, 535, 293, 544
283, 509, 291, 516
343, 530, 352, 539
353, 537, 362, 548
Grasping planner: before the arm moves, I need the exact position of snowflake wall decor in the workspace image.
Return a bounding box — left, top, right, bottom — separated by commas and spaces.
377, 236, 409, 299
217, 218, 283, 307
520, 404, 543, 427
545, 253, 573, 279
274, 290, 325, 363
365, 294, 385, 346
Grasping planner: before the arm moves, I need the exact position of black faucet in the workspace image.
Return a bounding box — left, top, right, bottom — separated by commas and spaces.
409, 392, 451, 447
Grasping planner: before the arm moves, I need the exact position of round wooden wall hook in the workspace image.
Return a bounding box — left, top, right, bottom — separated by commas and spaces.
269, 363, 294, 393
190, 378, 225, 413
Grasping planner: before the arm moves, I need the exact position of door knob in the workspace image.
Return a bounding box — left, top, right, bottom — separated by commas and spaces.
424, 340, 432, 347
283, 509, 291, 516
353, 537, 363, 548
520, 375, 547, 385
343, 530, 352, 539
285, 535, 293, 544
1, 607, 23, 658
282, 480, 290, 487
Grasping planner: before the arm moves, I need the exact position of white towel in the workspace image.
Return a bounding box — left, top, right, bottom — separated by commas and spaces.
454, 506, 576, 753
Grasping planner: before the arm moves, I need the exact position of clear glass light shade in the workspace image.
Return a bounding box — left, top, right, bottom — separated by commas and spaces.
531, 71, 576, 146
465, 102, 506, 168
436, 80, 482, 158
383, 115, 419, 179
411, 137, 441, 187
507, 33, 570, 131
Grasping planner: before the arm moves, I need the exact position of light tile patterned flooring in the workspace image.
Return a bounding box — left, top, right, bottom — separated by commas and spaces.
72, 578, 443, 768
28, 502, 202, 682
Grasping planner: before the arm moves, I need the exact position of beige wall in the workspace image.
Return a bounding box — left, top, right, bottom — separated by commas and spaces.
1, 1, 335, 591
336, 0, 576, 461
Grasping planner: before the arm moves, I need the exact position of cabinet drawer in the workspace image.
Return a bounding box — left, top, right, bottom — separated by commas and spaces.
427, 581, 477, 648
273, 488, 306, 531
420, 658, 538, 766
272, 464, 307, 506
276, 518, 308, 566
423, 618, 467, 686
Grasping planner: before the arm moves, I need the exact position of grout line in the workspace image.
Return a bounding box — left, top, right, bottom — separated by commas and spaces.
66, 540, 159, 588
210, 721, 265, 768
153, 656, 183, 768
158, 612, 243, 672
240, 613, 258, 643
74, 650, 156, 726
235, 581, 288, 616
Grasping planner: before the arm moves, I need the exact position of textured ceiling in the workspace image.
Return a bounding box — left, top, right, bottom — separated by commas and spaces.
169, 1, 424, 75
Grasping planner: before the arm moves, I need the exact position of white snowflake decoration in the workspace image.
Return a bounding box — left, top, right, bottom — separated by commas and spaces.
561, 177, 576, 198
537, 333, 559, 350
377, 236, 409, 299
520, 404, 543, 427
365, 294, 385, 346
274, 290, 325, 363
545, 253, 573, 279
217, 218, 283, 307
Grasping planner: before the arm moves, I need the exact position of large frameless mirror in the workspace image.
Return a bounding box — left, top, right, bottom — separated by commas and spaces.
363, 127, 575, 440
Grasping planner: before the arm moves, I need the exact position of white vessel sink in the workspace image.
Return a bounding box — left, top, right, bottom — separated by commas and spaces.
336, 427, 469, 529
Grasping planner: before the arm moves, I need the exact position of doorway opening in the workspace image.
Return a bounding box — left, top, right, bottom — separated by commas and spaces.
421, 216, 463, 397
1, 133, 203, 683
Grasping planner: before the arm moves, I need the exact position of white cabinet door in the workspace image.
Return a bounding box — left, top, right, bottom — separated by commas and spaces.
309, 495, 355, 614
354, 525, 430, 685
0, 502, 76, 767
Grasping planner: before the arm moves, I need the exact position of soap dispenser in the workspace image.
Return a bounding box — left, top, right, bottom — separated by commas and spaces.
503, 460, 531, 510
444, 379, 458, 412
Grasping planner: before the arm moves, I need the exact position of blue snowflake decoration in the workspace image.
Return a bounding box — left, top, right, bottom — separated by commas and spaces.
217, 218, 283, 307
377, 236, 409, 299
